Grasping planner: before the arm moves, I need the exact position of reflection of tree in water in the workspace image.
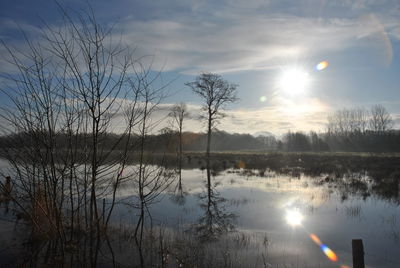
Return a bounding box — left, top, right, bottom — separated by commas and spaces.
170, 172, 187, 206
195, 165, 236, 241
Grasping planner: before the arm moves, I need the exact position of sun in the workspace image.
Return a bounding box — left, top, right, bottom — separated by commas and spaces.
278, 68, 310, 95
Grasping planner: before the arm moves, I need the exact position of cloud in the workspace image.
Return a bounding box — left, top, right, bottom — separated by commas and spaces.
218, 96, 331, 135
392, 114, 400, 128
103, 96, 331, 135
0, 19, 42, 38
113, 11, 400, 74
330, 0, 400, 12
2, 1, 399, 75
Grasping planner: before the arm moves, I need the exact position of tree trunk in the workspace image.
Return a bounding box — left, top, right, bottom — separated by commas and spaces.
179, 125, 183, 179
206, 114, 212, 161
206, 114, 212, 192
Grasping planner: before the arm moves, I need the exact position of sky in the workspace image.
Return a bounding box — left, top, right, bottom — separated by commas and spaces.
1, 0, 400, 136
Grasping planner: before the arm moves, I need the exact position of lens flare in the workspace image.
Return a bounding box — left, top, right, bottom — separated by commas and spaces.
259, 96, 267, 102
321, 244, 338, 262
316, 61, 328, 71
309, 234, 338, 262
309, 233, 322, 244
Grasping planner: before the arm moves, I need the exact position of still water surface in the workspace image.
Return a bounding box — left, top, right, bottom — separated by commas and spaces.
1, 165, 399, 267
114, 168, 400, 268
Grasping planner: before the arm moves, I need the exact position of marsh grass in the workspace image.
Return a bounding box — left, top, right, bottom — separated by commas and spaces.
344, 205, 362, 219
4, 221, 273, 268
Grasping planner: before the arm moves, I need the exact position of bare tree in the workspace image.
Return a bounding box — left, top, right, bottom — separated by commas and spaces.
168, 102, 189, 176
327, 107, 369, 134
185, 73, 238, 161
118, 61, 174, 268
186, 73, 237, 232
0, 5, 169, 267
369, 104, 393, 132
42, 7, 133, 266
352, 107, 369, 133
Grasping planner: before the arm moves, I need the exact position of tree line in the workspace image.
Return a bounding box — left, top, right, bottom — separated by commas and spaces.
165, 103, 399, 153
3, 115, 398, 154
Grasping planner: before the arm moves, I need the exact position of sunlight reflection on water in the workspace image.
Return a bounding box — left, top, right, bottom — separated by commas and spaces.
285, 209, 303, 227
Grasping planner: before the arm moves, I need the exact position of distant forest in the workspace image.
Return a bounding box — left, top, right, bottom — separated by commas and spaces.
2, 128, 400, 153
156, 129, 400, 153
1, 104, 398, 153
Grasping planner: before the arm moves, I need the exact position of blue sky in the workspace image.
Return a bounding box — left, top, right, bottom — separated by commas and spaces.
1, 0, 400, 135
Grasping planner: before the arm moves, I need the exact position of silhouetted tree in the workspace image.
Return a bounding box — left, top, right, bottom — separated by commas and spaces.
0, 4, 170, 267
324, 104, 396, 152
310, 131, 330, 151
284, 131, 311, 152
369, 104, 393, 132
327, 107, 369, 135
169, 103, 189, 175
186, 73, 238, 205
185, 73, 238, 160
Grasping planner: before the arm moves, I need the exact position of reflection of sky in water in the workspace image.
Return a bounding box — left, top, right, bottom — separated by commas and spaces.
1, 164, 399, 267
114, 168, 400, 268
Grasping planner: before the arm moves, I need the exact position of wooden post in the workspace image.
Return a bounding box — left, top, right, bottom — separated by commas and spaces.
352, 239, 365, 268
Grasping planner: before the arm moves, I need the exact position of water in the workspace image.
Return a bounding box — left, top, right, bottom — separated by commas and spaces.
1, 162, 399, 267
129, 168, 400, 268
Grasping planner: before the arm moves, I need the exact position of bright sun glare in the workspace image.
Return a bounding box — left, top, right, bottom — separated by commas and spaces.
285, 209, 303, 227
278, 68, 310, 95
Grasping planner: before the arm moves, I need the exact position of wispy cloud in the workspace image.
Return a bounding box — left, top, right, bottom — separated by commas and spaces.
2, 0, 399, 75
114, 12, 400, 74
105, 96, 331, 135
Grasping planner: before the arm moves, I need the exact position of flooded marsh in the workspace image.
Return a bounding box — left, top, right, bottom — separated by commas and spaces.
1, 153, 399, 267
